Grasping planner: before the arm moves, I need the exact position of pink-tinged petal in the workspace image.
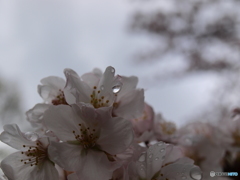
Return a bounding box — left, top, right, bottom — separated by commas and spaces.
43, 105, 80, 141
162, 144, 183, 165
134, 142, 167, 180
48, 142, 82, 170
64, 68, 92, 103
131, 103, 155, 137
145, 142, 166, 179
97, 116, 134, 155
114, 89, 145, 119
117, 76, 138, 100
159, 158, 201, 180
1, 152, 59, 180
26, 103, 51, 123
1, 152, 32, 180
98, 66, 115, 91
38, 76, 65, 102
0, 124, 36, 150
81, 72, 100, 89
48, 142, 120, 180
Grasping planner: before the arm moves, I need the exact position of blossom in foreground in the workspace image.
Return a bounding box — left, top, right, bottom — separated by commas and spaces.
43, 103, 134, 180
128, 142, 202, 180
0, 124, 59, 180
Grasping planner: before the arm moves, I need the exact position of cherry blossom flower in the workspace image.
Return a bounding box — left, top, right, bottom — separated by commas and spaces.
153, 113, 177, 143
43, 103, 134, 180
130, 103, 154, 137
38, 76, 68, 105
0, 124, 59, 180
177, 122, 230, 180
64, 66, 144, 119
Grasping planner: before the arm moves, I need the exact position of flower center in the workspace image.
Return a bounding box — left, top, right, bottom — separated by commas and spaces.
90, 86, 110, 108
72, 123, 99, 149
52, 89, 68, 105
21, 142, 47, 167
159, 121, 176, 135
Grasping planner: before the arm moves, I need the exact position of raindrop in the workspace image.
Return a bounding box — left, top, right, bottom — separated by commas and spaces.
160, 148, 165, 153
157, 142, 163, 146
148, 154, 153, 159
112, 85, 121, 93
155, 157, 159, 161
24, 132, 39, 141
139, 154, 146, 162
181, 176, 187, 179
190, 166, 202, 180
100, 85, 104, 91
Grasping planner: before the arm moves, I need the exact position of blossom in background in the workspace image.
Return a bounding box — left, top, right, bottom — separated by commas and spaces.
0, 124, 59, 180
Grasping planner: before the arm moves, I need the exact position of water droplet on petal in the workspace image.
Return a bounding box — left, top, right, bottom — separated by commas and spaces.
181, 176, 187, 179
139, 154, 146, 162
24, 132, 39, 141
155, 157, 159, 161
157, 142, 163, 146
190, 166, 202, 180
148, 154, 153, 159
100, 85, 104, 91
160, 148, 165, 153
112, 84, 121, 93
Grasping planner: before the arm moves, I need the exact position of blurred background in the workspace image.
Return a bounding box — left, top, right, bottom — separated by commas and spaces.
0, 0, 240, 170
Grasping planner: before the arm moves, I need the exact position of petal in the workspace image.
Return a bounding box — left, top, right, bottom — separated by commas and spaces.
135, 142, 167, 179
64, 68, 91, 103
162, 144, 183, 165
43, 105, 81, 141
81, 72, 100, 89
0, 124, 36, 150
146, 142, 167, 179
26, 103, 50, 123
159, 158, 200, 180
114, 89, 145, 119
97, 116, 134, 155
1, 152, 32, 180
48, 142, 120, 180
117, 76, 138, 100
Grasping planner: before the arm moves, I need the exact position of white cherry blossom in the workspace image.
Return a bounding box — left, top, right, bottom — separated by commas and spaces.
64, 66, 144, 119
43, 103, 134, 180
0, 124, 59, 180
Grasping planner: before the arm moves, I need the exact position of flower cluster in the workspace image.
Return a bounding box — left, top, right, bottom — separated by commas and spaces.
0, 66, 202, 180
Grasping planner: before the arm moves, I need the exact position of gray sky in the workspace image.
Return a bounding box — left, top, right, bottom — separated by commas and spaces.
0, 0, 218, 129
